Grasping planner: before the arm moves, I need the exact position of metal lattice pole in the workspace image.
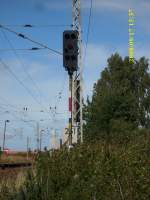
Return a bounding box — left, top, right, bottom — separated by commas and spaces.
72, 0, 83, 143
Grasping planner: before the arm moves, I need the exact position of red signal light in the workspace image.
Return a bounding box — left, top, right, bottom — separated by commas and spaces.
68, 44, 74, 50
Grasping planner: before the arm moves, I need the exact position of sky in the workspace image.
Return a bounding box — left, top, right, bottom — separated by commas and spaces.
0, 0, 150, 150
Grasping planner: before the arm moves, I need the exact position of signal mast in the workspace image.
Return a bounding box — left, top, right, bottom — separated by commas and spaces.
63, 0, 83, 145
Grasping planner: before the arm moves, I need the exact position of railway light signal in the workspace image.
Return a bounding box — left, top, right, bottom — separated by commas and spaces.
63, 30, 78, 75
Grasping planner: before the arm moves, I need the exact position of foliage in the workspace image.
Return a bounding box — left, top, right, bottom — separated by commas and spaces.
1, 54, 150, 200
1, 132, 149, 200
0, 147, 2, 160
83, 54, 150, 141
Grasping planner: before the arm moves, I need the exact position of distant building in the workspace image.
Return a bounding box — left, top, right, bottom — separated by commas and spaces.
50, 129, 59, 149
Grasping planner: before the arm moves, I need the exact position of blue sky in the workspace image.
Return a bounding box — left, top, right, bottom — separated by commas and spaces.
0, 0, 150, 150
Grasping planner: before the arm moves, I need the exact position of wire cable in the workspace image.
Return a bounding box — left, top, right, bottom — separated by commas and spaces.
0, 96, 19, 110
0, 47, 45, 51
55, 73, 67, 109
0, 24, 62, 56
84, 0, 93, 63
0, 24, 72, 28
0, 58, 44, 107
1, 30, 48, 105
50, 73, 68, 121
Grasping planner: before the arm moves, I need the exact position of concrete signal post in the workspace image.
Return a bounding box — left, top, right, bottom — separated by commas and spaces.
3, 120, 10, 151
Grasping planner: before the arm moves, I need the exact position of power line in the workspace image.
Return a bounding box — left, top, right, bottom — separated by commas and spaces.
0, 102, 68, 117
1, 30, 48, 105
84, 0, 93, 63
0, 24, 62, 56
0, 96, 19, 110
55, 74, 67, 108
0, 24, 72, 28
0, 96, 54, 114
0, 105, 33, 130
0, 47, 45, 51
0, 96, 67, 118
0, 104, 54, 131
0, 58, 44, 107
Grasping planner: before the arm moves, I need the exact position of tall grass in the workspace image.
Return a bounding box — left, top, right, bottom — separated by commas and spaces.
0, 131, 149, 200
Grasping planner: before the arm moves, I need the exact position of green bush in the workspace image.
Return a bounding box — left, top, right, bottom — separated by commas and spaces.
0, 132, 149, 200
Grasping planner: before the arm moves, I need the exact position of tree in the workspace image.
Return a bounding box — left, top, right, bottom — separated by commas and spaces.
0, 146, 2, 159
84, 53, 150, 141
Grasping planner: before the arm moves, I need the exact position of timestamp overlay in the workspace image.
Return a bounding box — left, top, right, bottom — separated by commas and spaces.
128, 8, 135, 63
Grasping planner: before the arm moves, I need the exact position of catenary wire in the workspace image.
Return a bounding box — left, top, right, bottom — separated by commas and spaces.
0, 47, 45, 51
0, 24, 62, 55
0, 58, 45, 108
0, 24, 72, 28
55, 74, 67, 107
1, 30, 48, 105
84, 0, 93, 64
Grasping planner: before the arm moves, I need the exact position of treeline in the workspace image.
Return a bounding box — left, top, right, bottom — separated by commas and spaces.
84, 53, 150, 141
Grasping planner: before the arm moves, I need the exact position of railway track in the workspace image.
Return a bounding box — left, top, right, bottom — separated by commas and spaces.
0, 162, 32, 169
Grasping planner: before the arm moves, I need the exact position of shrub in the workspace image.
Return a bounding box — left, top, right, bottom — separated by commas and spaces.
0, 132, 149, 200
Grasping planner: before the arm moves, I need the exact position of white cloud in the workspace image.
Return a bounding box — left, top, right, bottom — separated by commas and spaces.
82, 0, 128, 11
0, 56, 69, 150
135, 45, 150, 61
0, 57, 68, 117
84, 43, 113, 69
29, 0, 150, 16
30, 0, 150, 36
83, 42, 150, 98
82, 0, 150, 13
31, 0, 70, 11
83, 43, 114, 97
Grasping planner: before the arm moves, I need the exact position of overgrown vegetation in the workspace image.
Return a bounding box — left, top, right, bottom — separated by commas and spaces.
0, 132, 149, 200
0, 54, 150, 199
0, 147, 2, 160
